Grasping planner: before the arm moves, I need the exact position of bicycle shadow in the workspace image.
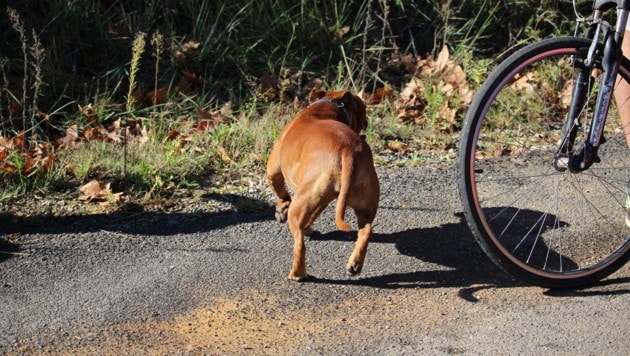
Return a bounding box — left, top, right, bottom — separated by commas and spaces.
305, 209, 629, 298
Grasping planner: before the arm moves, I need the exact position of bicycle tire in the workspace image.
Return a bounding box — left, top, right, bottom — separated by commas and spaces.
458, 36, 630, 288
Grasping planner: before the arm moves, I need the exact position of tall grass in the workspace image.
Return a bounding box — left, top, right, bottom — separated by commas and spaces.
3, 7, 46, 134
0, 0, 578, 201
1, 1, 576, 112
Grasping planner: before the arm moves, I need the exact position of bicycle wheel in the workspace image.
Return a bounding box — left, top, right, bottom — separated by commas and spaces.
458, 36, 630, 288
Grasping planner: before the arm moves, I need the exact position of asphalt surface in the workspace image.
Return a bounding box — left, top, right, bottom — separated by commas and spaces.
1, 164, 628, 354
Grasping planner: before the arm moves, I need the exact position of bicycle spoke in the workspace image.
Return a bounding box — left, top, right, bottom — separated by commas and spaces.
459, 37, 630, 287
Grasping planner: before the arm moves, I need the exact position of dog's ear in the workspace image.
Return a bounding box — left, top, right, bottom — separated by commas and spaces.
340, 91, 354, 103
309, 89, 327, 103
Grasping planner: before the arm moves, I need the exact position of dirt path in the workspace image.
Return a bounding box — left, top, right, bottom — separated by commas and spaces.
1, 165, 628, 354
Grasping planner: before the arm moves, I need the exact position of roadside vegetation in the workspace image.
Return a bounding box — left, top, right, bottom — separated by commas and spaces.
0, 0, 578, 208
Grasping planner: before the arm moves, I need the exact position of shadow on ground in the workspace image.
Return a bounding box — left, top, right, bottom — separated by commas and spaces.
1, 196, 628, 297
0, 193, 273, 236
0, 237, 20, 264
305, 211, 630, 298
305, 212, 523, 293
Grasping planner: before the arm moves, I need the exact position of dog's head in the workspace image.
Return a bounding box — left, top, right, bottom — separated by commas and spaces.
308, 89, 367, 134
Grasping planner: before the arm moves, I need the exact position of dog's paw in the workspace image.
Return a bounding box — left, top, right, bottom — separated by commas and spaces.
275, 204, 289, 223
288, 273, 308, 282
346, 263, 363, 277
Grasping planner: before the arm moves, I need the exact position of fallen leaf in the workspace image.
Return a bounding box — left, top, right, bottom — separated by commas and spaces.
125, 121, 149, 145
401, 78, 423, 101
303, 77, 324, 93
40, 152, 56, 173
165, 130, 180, 142
146, 86, 170, 106
105, 119, 122, 143
21, 155, 37, 176
14, 131, 27, 152
387, 141, 409, 153
2, 162, 16, 173
64, 162, 78, 177
57, 125, 81, 149
260, 71, 279, 100
435, 45, 450, 72
83, 126, 108, 141
174, 133, 193, 153
78, 103, 99, 123
219, 101, 233, 117
196, 120, 215, 131
35, 108, 50, 122
196, 107, 222, 131
0, 136, 13, 150
79, 179, 122, 204
217, 145, 232, 163
181, 71, 206, 86
400, 54, 418, 73
510, 72, 536, 92
362, 86, 394, 105
444, 64, 466, 85
560, 80, 574, 108
173, 40, 200, 64
177, 71, 206, 95
337, 26, 350, 38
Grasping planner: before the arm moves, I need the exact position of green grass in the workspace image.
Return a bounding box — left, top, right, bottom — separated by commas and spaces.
0, 0, 579, 203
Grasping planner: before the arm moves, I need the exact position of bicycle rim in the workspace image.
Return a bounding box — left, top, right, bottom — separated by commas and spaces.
458, 37, 630, 288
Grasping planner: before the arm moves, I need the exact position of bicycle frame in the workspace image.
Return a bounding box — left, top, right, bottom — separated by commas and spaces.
557, 0, 630, 172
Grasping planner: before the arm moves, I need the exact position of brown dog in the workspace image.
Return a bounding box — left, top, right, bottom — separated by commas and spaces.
266, 89, 380, 281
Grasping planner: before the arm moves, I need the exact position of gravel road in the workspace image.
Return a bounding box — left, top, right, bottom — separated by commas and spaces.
1, 163, 628, 354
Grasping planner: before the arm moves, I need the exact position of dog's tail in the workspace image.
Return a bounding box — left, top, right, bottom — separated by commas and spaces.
335, 149, 353, 232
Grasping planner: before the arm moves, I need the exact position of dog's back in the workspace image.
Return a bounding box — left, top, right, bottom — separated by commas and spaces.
266, 89, 379, 281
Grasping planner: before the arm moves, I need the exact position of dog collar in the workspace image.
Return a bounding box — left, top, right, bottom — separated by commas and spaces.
309, 98, 353, 129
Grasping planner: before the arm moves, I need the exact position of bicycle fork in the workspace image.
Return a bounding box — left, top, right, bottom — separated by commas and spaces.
555, 8, 626, 173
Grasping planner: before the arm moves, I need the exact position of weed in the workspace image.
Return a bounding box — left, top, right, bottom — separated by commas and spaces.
7, 7, 27, 125
5, 7, 46, 133
126, 32, 146, 112
150, 32, 164, 107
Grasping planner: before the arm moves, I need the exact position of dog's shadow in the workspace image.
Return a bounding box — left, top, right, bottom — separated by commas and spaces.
306, 212, 519, 291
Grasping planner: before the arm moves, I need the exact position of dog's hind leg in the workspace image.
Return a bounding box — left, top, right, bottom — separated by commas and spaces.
286, 191, 332, 281
303, 202, 329, 236
269, 177, 291, 223
266, 151, 291, 223
346, 208, 377, 276
286, 197, 310, 281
